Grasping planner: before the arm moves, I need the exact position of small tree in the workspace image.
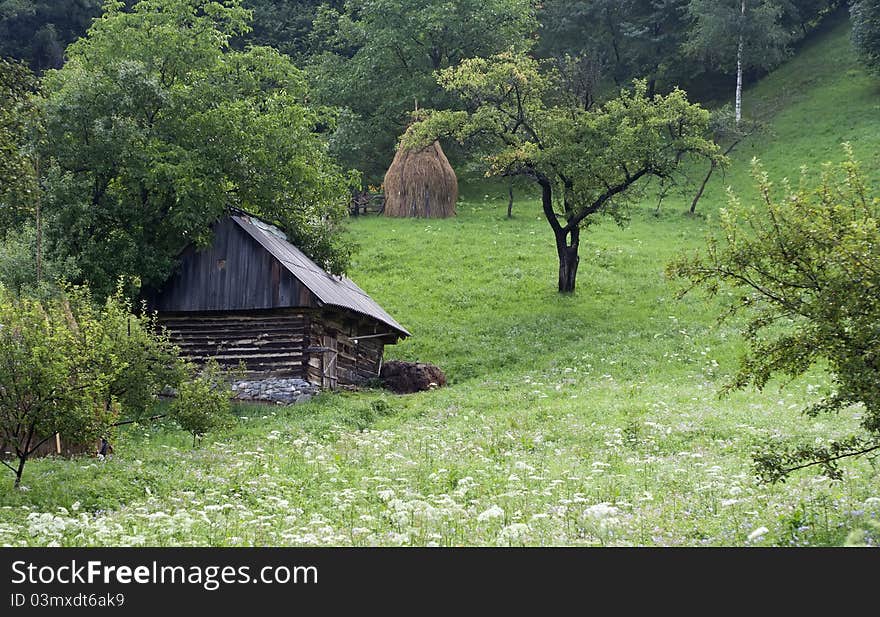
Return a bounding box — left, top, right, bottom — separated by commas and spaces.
100, 281, 188, 421
688, 105, 761, 214
404, 52, 719, 293
0, 286, 119, 487
851, 0, 880, 74
669, 147, 880, 481
170, 360, 234, 447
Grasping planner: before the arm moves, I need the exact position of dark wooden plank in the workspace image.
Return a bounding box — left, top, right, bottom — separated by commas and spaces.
153, 219, 319, 312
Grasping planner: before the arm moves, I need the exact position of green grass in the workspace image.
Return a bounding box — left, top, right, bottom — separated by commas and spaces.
2, 17, 880, 547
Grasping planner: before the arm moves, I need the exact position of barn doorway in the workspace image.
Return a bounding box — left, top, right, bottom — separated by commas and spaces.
321, 334, 338, 389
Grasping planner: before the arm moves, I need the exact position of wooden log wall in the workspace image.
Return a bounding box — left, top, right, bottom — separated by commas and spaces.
159, 309, 389, 386
159, 311, 308, 379
152, 218, 317, 312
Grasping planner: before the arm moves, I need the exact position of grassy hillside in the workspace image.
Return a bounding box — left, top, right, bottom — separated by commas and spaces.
697, 10, 880, 210
1, 17, 879, 547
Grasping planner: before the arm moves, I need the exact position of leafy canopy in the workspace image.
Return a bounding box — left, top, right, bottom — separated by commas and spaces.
0, 56, 39, 231
307, 0, 537, 181
41, 0, 356, 298
537, 0, 691, 94
404, 51, 718, 230
669, 147, 880, 481
685, 0, 792, 72
0, 0, 107, 72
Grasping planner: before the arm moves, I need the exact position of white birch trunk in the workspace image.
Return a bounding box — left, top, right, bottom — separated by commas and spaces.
735, 0, 746, 127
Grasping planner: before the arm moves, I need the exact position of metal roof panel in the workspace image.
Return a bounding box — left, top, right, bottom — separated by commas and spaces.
231, 214, 410, 338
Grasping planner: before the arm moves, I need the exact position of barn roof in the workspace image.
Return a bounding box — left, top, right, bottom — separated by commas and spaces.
231, 212, 411, 338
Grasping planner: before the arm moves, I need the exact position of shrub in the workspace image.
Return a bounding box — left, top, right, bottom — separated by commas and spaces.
100, 282, 188, 421
170, 360, 235, 447
669, 146, 880, 481
0, 280, 190, 488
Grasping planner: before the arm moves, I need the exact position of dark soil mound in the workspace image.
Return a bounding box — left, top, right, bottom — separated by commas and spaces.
380, 361, 447, 394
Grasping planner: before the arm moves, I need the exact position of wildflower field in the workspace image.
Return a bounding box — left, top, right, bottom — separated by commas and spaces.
1, 199, 879, 547
2, 16, 880, 547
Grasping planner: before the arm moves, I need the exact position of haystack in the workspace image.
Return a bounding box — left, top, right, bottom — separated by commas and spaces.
383, 141, 458, 218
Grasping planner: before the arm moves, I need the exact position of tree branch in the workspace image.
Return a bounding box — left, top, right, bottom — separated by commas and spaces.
776, 443, 880, 477
565, 167, 651, 231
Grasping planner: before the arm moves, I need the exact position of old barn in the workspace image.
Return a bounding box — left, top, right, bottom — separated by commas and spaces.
150, 210, 410, 388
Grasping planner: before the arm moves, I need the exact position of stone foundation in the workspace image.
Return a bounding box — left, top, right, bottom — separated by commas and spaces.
231, 378, 321, 405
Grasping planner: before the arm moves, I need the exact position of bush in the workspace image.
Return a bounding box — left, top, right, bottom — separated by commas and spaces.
170, 360, 235, 447
669, 146, 880, 481
100, 282, 188, 420
0, 223, 80, 297
0, 285, 119, 488
0, 281, 190, 488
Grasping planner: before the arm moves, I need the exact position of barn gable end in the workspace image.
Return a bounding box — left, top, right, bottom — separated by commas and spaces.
153, 218, 317, 313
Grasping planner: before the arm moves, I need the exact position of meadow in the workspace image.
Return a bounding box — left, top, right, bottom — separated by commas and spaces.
1, 14, 878, 547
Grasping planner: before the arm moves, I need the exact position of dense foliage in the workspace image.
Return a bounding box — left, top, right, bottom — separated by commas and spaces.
0, 57, 38, 231
537, 0, 691, 96
851, 0, 880, 73
239, 0, 341, 59
686, 0, 791, 73
0, 0, 109, 72
306, 0, 537, 182
0, 223, 80, 296
670, 148, 880, 481
40, 0, 356, 299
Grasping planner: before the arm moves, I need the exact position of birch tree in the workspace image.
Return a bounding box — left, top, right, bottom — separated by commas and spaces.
686, 0, 790, 126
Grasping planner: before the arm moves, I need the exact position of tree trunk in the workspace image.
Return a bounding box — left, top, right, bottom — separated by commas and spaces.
556, 227, 580, 293
690, 161, 717, 214
735, 0, 745, 127
13, 424, 35, 489
14, 455, 26, 489
35, 156, 42, 283
538, 176, 581, 293
507, 184, 514, 218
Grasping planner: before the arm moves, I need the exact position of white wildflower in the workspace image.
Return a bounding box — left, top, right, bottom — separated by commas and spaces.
582, 503, 618, 520
748, 527, 769, 541
497, 523, 530, 545
477, 505, 505, 522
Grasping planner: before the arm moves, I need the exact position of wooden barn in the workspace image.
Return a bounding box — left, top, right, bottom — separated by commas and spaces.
150, 210, 410, 388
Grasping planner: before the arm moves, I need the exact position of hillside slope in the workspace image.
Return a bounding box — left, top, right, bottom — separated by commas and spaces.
698, 10, 880, 209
